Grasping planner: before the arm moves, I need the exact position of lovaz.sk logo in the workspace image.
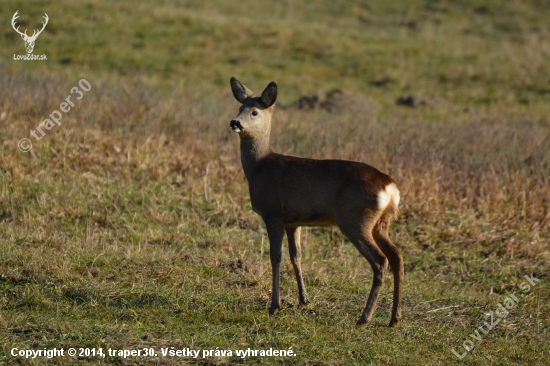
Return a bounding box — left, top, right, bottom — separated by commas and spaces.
12, 10, 48, 61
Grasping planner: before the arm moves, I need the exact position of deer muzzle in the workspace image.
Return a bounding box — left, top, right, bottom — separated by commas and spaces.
230, 120, 243, 132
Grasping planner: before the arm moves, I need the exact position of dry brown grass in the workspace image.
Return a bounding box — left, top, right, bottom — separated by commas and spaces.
3, 72, 548, 262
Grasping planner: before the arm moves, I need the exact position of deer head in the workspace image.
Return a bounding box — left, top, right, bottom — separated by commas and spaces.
229, 77, 278, 140
11, 11, 49, 54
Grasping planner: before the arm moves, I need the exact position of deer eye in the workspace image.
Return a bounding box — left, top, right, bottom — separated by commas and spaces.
251, 111, 258, 116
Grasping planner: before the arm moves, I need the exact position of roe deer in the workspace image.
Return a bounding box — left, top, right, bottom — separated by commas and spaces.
229, 77, 403, 327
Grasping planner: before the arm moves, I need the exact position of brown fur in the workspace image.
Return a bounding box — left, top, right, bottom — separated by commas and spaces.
229, 77, 404, 327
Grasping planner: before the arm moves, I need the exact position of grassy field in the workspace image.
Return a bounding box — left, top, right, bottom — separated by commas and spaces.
1, 0, 549, 364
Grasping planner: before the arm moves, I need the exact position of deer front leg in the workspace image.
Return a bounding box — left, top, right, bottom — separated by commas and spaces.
286, 226, 309, 305
264, 217, 285, 315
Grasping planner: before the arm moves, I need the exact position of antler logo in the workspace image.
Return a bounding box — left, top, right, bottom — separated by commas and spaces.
11, 11, 49, 54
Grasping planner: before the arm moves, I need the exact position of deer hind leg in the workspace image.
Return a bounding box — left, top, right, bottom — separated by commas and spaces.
373, 210, 404, 327
285, 226, 309, 305
337, 212, 388, 326
264, 217, 285, 315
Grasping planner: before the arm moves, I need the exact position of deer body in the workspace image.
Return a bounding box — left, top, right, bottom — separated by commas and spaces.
230, 77, 403, 327
245, 152, 394, 227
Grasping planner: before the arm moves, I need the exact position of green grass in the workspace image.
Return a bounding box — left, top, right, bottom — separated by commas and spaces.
1, 0, 549, 365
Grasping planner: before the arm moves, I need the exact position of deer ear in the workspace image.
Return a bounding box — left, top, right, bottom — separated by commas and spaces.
230, 77, 255, 104
261, 82, 277, 107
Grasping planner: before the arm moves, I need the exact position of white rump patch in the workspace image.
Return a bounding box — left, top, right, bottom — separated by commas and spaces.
377, 183, 400, 209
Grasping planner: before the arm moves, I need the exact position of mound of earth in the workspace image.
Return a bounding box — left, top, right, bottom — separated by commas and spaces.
289, 89, 377, 113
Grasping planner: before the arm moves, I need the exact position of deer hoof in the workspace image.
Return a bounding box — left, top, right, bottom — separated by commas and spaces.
356, 318, 370, 328
269, 305, 281, 315
389, 319, 401, 328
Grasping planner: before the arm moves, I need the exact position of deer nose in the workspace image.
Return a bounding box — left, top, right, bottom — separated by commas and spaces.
230, 120, 243, 132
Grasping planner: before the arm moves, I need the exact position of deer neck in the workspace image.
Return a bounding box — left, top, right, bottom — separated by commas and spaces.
239, 130, 272, 180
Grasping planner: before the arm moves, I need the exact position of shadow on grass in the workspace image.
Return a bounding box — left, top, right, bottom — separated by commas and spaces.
63, 287, 170, 308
